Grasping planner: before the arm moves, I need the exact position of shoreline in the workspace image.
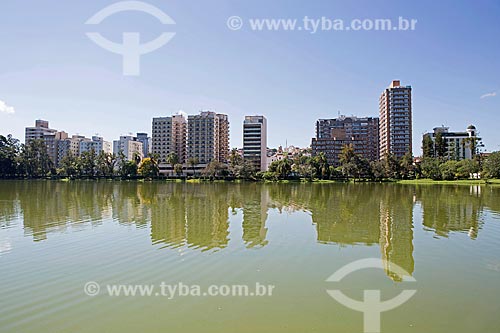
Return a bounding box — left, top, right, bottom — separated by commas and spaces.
1, 178, 500, 186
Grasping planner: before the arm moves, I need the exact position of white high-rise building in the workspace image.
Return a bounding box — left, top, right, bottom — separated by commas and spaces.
243, 115, 267, 171
379, 80, 412, 159
113, 136, 144, 161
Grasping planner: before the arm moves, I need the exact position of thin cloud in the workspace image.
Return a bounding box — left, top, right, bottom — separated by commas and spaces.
0, 100, 15, 114
480, 91, 497, 99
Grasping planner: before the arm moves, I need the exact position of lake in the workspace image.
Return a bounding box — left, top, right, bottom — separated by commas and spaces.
1, 181, 499, 333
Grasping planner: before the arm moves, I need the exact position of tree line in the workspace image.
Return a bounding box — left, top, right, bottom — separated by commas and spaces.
1, 134, 499, 180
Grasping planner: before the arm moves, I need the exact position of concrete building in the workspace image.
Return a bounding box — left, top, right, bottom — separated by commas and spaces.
379, 80, 412, 159
172, 115, 187, 163
311, 115, 379, 166
79, 136, 112, 155
113, 136, 144, 161
187, 111, 230, 165
151, 113, 187, 174
136, 133, 151, 158
25, 120, 57, 143
243, 115, 267, 171
423, 125, 478, 160
152, 117, 173, 164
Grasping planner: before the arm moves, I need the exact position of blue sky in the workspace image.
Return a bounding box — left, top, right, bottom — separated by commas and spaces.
0, 0, 499, 153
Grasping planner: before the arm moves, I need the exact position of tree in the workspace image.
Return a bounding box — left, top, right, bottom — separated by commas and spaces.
120, 160, 138, 178
370, 160, 386, 181
203, 160, 228, 179
422, 135, 434, 158
18, 139, 53, 177
166, 152, 179, 177
434, 132, 448, 158
482, 152, 500, 179
174, 163, 183, 177
57, 152, 79, 178
312, 152, 329, 179
96, 151, 116, 177
80, 149, 97, 178
439, 160, 458, 180
188, 157, 199, 178
268, 158, 291, 180
384, 153, 402, 179
138, 157, 159, 178
339, 144, 356, 166
0, 134, 20, 178
400, 152, 415, 179
456, 159, 479, 179
421, 157, 441, 180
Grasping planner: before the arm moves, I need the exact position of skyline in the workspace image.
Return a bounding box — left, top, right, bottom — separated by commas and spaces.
0, 0, 499, 152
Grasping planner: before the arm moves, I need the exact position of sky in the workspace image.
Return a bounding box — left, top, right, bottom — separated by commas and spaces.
0, 0, 499, 153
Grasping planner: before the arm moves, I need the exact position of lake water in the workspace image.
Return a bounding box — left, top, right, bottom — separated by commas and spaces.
1, 181, 499, 333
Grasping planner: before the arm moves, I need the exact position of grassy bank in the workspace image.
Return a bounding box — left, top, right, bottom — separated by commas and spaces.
397, 179, 500, 185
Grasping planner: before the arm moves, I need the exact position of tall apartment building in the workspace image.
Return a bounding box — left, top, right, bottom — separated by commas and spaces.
172, 115, 187, 163
113, 136, 144, 161
423, 125, 478, 160
311, 115, 379, 166
25, 120, 57, 143
379, 80, 412, 159
187, 111, 230, 165
243, 115, 267, 171
136, 133, 151, 158
151, 114, 187, 164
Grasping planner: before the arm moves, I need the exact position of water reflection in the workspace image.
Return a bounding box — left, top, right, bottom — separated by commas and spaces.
1, 181, 499, 279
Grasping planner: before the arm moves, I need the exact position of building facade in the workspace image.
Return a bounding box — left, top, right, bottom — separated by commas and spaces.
423, 125, 478, 160
113, 136, 144, 161
187, 111, 230, 165
243, 115, 267, 171
136, 133, 151, 158
25, 120, 57, 143
311, 115, 379, 166
379, 80, 412, 159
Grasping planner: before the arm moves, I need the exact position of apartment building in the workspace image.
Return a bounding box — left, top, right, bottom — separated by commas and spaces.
423, 125, 478, 160
136, 133, 151, 158
151, 114, 187, 164
113, 136, 144, 161
243, 115, 267, 171
187, 111, 230, 165
311, 115, 379, 166
379, 80, 412, 159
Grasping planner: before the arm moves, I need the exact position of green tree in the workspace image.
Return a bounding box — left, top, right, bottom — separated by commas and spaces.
400, 152, 415, 179
435, 132, 448, 158
482, 152, 500, 178
370, 160, 386, 181
439, 160, 458, 180
80, 149, 97, 178
57, 152, 79, 177
18, 139, 53, 177
384, 153, 402, 179
421, 157, 441, 180
166, 152, 179, 177
138, 157, 159, 178
422, 135, 434, 158
0, 134, 20, 178
96, 151, 116, 177
188, 157, 199, 178
456, 159, 479, 179
174, 163, 183, 177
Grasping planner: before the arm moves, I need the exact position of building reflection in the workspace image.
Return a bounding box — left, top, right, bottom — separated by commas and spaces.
416, 186, 483, 239
6, 181, 500, 280
241, 183, 269, 248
